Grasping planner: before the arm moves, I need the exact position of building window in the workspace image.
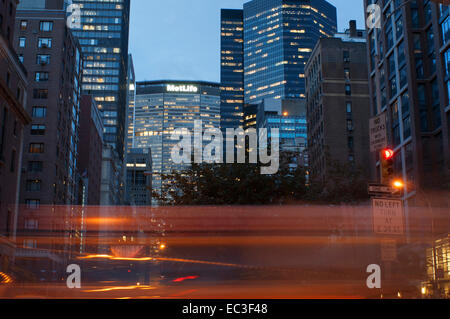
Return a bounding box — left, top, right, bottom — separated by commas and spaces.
401, 91, 410, 117
18, 54, 24, 63
346, 102, 352, 114
397, 41, 405, 66
25, 199, 40, 209
392, 102, 401, 146
343, 50, 350, 62
426, 28, 434, 53
33, 89, 48, 99
403, 116, 411, 139
18, 37, 26, 48
348, 136, 354, 150
28, 161, 43, 173
411, 8, 419, 28
38, 38, 52, 48
415, 56, 424, 78
24, 219, 38, 230
344, 68, 350, 80
32, 106, 47, 118
30, 125, 46, 135
399, 65, 407, 88
395, 16, 403, 39
347, 120, 353, 131
39, 21, 53, 32
35, 72, 49, 82
386, 27, 394, 50
20, 20, 27, 30
29, 143, 44, 154
23, 239, 37, 249
345, 84, 351, 96
390, 77, 397, 98
36, 54, 50, 65
26, 180, 41, 192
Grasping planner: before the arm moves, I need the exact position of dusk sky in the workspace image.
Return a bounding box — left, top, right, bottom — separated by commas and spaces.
129, 0, 366, 83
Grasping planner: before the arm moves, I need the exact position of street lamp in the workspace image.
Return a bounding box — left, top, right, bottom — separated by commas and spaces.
392, 179, 405, 189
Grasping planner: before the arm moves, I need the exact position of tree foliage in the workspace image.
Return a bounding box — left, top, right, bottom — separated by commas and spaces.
152, 152, 369, 206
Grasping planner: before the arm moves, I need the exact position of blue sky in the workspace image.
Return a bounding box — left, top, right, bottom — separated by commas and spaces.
129, 0, 366, 83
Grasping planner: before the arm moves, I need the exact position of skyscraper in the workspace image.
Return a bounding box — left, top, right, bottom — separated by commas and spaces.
71, 0, 131, 204
126, 54, 135, 153
365, 0, 450, 205
71, 0, 130, 157
220, 9, 244, 131
133, 81, 221, 203
243, 0, 337, 104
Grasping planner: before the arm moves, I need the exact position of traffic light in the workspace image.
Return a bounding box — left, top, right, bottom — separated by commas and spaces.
380, 148, 395, 185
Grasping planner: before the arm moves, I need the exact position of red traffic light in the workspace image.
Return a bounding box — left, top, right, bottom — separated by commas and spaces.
382, 148, 394, 160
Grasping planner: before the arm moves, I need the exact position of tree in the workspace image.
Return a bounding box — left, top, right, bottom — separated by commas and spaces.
152, 151, 308, 206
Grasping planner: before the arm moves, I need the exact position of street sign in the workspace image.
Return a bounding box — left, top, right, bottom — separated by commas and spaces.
380, 239, 397, 261
369, 113, 387, 152
368, 183, 397, 195
372, 198, 405, 235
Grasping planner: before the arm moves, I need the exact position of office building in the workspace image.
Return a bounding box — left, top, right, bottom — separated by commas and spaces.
15, 0, 83, 206
126, 54, 135, 153
220, 9, 244, 131
72, 0, 130, 158
306, 20, 370, 182
244, 103, 258, 130
78, 95, 103, 206
256, 99, 308, 168
243, 0, 337, 104
365, 0, 450, 206
134, 81, 220, 202
0, 0, 31, 271
126, 148, 152, 206
71, 0, 131, 205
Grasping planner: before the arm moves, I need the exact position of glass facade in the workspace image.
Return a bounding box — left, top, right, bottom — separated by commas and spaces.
220, 9, 244, 131
126, 54, 135, 153
243, 0, 337, 103
256, 99, 308, 168
72, 0, 131, 161
367, 0, 450, 193
133, 81, 221, 203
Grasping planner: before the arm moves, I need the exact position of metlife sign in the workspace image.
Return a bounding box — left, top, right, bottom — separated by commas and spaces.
166, 84, 199, 93
369, 113, 387, 152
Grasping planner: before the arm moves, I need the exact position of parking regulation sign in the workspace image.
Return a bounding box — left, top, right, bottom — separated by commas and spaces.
372, 198, 404, 235
369, 113, 387, 152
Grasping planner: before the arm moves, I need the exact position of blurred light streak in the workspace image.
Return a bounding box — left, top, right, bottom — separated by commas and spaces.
173, 276, 199, 283
83, 285, 156, 293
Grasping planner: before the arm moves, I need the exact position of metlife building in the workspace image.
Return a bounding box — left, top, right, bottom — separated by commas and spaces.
131, 81, 220, 202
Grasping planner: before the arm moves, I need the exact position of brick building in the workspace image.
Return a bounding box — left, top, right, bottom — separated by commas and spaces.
0, 0, 31, 273
15, 0, 83, 207
306, 21, 370, 182
78, 95, 103, 206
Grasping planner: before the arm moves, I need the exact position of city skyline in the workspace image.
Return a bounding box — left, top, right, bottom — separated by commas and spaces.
129, 0, 366, 83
